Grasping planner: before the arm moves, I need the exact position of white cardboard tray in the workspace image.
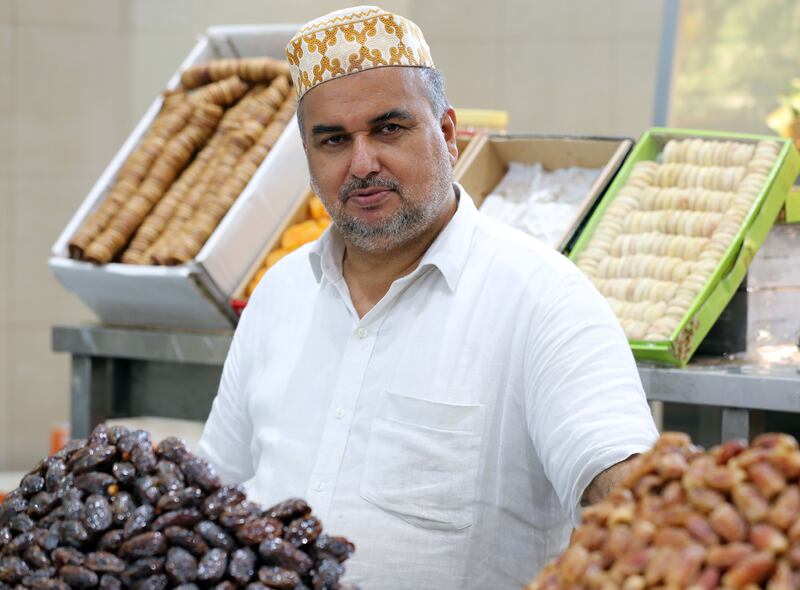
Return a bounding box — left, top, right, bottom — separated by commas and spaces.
49, 25, 308, 329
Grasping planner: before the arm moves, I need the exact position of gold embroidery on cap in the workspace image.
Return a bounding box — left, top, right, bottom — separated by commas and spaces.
305, 28, 339, 57
378, 14, 402, 37
389, 45, 416, 65
347, 46, 388, 73
313, 55, 346, 85
287, 6, 435, 98
341, 18, 379, 45
299, 70, 312, 92
286, 39, 304, 67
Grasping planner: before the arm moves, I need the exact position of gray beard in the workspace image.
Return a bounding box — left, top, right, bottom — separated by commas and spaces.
310, 152, 453, 254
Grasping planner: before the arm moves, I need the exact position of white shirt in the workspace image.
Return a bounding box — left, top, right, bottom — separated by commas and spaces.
197, 186, 658, 589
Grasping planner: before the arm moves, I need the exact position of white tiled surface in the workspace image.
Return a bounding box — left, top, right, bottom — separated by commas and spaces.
127, 28, 196, 124
434, 39, 502, 112
501, 0, 646, 43
191, 0, 414, 33
0, 171, 9, 323
616, 0, 665, 40
553, 40, 616, 135
130, 0, 193, 30
1, 18, 14, 468
414, 0, 507, 41
498, 41, 563, 133
0, 0, 665, 469
0, 329, 9, 466
14, 25, 128, 181
10, 176, 94, 327
612, 40, 660, 137
0, 0, 15, 24
0, 24, 14, 182
0, 21, 11, 329
0, 472, 26, 495
6, 325, 71, 468
15, 0, 125, 29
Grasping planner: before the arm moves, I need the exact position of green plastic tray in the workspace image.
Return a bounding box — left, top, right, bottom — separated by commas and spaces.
787, 187, 800, 223
568, 128, 800, 366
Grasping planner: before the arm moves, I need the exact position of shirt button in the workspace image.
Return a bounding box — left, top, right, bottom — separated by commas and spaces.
314, 481, 324, 492
356, 327, 368, 339
334, 408, 345, 419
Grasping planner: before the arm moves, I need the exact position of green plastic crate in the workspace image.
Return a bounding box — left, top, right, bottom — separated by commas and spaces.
786, 187, 800, 223
568, 128, 800, 366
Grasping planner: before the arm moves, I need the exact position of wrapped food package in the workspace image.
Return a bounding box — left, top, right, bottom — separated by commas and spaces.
479, 162, 603, 248
527, 431, 800, 590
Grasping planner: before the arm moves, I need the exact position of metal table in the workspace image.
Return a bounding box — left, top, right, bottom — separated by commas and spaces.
53, 324, 800, 441
639, 359, 800, 442
53, 324, 232, 439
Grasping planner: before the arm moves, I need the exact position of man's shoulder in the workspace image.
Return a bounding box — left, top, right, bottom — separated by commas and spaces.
246, 243, 318, 304
470, 212, 580, 284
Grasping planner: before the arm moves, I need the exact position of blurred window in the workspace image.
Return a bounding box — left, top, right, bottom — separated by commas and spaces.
669, 0, 800, 134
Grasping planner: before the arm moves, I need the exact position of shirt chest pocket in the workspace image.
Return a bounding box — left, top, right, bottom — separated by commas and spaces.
360, 391, 484, 531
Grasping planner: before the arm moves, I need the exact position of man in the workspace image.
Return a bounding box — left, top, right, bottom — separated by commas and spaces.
198, 6, 658, 588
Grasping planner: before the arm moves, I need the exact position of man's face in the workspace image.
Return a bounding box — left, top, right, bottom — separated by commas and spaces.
300, 67, 458, 254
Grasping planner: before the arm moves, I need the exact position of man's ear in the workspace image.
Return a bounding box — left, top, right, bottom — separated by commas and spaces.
440, 106, 458, 167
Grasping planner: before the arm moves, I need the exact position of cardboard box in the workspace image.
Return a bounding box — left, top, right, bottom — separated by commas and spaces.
49, 25, 309, 330
453, 134, 634, 252
569, 128, 800, 366
230, 187, 316, 311
452, 132, 487, 179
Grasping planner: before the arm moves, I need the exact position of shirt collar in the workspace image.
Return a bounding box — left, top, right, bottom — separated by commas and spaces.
308, 183, 479, 292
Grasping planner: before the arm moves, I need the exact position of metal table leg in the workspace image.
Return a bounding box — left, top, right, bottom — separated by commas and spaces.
70, 355, 94, 439
69, 355, 123, 438
721, 407, 766, 441
649, 401, 664, 431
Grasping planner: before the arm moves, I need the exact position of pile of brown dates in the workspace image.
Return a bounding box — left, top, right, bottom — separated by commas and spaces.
528, 432, 800, 590
0, 425, 356, 590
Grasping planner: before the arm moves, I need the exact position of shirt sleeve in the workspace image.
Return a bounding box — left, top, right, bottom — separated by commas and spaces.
196, 308, 256, 485
524, 271, 659, 526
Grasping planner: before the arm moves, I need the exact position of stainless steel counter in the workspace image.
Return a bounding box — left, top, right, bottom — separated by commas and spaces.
639, 358, 800, 441
53, 324, 232, 438
53, 324, 800, 441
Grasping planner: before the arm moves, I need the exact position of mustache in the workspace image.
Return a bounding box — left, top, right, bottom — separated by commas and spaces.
339, 176, 401, 202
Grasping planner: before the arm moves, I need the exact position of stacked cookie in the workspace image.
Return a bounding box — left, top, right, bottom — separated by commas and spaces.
68, 57, 295, 266
576, 138, 781, 341
179, 57, 291, 89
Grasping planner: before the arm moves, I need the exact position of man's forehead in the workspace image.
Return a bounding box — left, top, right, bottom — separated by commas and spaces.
305, 65, 421, 100
301, 67, 425, 125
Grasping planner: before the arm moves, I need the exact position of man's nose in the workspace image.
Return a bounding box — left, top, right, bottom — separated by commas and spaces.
348, 134, 381, 178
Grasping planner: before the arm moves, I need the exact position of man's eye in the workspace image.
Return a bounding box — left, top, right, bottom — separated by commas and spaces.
378, 123, 403, 135
322, 135, 345, 146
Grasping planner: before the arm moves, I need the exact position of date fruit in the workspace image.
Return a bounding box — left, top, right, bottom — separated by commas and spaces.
527, 432, 800, 590
0, 424, 355, 589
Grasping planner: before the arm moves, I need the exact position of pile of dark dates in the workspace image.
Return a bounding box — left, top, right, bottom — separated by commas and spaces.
0, 425, 357, 590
